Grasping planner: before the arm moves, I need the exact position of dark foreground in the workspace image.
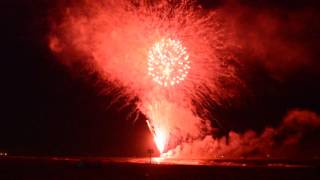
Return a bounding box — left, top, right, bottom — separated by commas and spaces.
0, 156, 319, 179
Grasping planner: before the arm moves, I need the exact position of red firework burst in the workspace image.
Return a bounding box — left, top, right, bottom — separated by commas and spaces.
49, 0, 236, 156
148, 38, 190, 87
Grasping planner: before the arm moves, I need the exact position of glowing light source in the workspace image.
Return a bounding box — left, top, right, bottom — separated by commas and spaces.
154, 129, 166, 153
146, 120, 166, 153
148, 38, 190, 87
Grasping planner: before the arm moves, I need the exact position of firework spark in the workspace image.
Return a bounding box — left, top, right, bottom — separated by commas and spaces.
49, 0, 237, 155
146, 120, 166, 153
148, 38, 190, 87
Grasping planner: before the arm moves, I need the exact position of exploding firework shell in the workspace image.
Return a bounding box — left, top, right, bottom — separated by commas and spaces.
148, 38, 190, 87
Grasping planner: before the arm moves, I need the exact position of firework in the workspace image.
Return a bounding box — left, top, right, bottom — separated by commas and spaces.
148, 38, 190, 87
49, 0, 237, 155
146, 119, 166, 153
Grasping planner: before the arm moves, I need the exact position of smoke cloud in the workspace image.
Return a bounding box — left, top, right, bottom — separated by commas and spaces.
164, 109, 320, 158
223, 1, 320, 80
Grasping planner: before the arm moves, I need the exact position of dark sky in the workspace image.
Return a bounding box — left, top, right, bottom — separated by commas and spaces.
1, 0, 320, 156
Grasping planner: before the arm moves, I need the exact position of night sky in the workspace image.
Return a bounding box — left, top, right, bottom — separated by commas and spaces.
1, 0, 320, 156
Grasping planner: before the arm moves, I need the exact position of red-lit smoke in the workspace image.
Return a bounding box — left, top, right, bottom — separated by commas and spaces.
49, 0, 319, 158
163, 109, 320, 159
49, 0, 238, 154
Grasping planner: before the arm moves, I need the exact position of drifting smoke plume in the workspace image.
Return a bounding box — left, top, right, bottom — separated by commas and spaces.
163, 109, 320, 158
223, 2, 320, 80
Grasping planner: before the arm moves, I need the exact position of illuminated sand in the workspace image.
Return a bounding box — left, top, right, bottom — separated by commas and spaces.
1, 156, 318, 179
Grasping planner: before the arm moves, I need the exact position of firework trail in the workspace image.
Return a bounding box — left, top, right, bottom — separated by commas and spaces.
49, 0, 239, 155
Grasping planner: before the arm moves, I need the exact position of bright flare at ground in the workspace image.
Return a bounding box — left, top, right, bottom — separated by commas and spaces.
154, 129, 166, 153
146, 119, 167, 153
148, 38, 190, 87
